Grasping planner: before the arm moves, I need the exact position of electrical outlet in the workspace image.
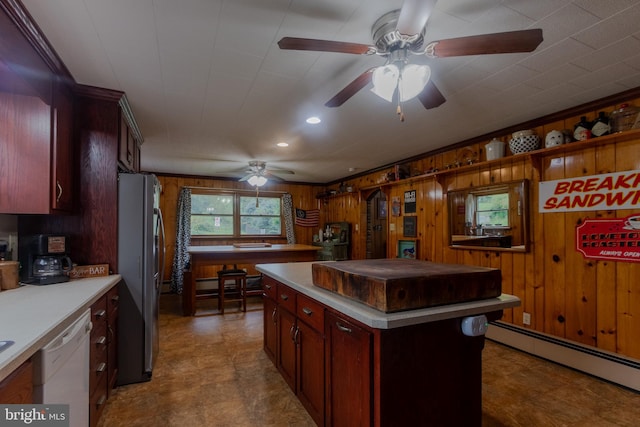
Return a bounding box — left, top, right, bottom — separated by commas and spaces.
523, 312, 531, 325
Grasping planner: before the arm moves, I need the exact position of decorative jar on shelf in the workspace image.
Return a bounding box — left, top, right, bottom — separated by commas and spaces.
485, 139, 505, 160
509, 130, 540, 154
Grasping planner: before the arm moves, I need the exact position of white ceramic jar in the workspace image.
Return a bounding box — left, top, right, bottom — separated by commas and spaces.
485, 139, 505, 161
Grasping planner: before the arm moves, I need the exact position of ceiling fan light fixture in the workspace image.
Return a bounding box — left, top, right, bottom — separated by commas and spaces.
399, 64, 430, 102
371, 64, 399, 102
247, 175, 267, 187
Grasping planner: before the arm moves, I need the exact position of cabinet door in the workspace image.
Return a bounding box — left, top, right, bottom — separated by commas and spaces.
0, 359, 33, 403
118, 116, 134, 171
51, 76, 74, 212
107, 286, 119, 394
277, 307, 297, 391
263, 297, 277, 364
296, 319, 324, 426
325, 311, 372, 427
0, 91, 51, 213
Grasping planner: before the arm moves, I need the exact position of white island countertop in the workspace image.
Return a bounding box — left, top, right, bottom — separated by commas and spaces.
0, 275, 121, 382
256, 262, 520, 330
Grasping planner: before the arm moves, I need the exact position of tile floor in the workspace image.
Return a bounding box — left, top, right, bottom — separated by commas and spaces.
98, 294, 640, 427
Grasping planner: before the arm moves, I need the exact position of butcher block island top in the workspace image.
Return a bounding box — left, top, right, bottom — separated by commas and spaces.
256, 261, 519, 329
312, 258, 501, 313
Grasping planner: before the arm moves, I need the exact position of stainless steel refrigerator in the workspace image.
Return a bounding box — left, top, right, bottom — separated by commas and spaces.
117, 173, 165, 385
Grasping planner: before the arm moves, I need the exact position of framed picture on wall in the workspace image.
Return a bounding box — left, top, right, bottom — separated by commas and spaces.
403, 216, 417, 237
378, 199, 387, 219
398, 240, 418, 259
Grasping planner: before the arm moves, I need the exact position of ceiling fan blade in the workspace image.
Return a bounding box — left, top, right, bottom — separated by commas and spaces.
417, 81, 446, 110
264, 172, 284, 182
396, 0, 437, 36
239, 174, 252, 182
325, 68, 375, 108
278, 37, 374, 55
425, 29, 543, 58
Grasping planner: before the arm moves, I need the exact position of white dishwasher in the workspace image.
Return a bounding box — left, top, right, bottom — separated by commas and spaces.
33, 309, 92, 427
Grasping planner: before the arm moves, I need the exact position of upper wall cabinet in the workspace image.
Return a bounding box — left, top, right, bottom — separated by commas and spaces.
0, 8, 74, 214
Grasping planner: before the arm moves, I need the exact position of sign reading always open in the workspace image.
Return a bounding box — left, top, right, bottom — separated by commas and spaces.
539, 170, 640, 213
576, 215, 640, 262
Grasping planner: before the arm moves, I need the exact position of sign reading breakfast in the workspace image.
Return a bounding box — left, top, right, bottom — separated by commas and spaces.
576, 215, 640, 262
539, 170, 640, 213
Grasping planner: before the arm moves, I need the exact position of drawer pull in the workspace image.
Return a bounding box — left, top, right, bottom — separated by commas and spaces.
336, 322, 352, 334
293, 327, 300, 344
111, 295, 119, 303
96, 395, 107, 406
271, 307, 277, 324
302, 307, 313, 316
96, 362, 106, 373
96, 336, 106, 345
289, 324, 296, 341
94, 309, 106, 319
265, 284, 272, 290
280, 294, 289, 301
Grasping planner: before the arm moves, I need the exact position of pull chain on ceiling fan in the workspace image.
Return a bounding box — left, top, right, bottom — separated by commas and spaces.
277, 0, 543, 120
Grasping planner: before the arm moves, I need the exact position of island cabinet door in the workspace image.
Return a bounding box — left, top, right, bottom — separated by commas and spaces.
296, 293, 325, 426
263, 297, 278, 365
325, 311, 372, 427
277, 306, 297, 391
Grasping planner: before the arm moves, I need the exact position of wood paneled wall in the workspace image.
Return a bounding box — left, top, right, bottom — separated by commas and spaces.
322, 97, 640, 361
157, 175, 319, 281
159, 96, 640, 362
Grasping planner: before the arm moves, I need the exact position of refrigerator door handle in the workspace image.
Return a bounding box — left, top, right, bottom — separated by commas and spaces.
157, 207, 166, 288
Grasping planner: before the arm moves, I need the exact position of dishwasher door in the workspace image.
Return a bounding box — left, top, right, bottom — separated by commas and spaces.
33, 309, 92, 427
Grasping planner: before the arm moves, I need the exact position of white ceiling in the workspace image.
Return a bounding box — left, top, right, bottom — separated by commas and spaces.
20, 0, 640, 184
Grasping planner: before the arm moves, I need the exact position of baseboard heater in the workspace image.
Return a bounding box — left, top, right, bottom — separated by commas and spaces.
487, 321, 640, 392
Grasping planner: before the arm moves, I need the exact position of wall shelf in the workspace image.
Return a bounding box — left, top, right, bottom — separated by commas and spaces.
355, 129, 640, 191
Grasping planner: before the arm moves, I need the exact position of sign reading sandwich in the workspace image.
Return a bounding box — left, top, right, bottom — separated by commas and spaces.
539, 170, 640, 213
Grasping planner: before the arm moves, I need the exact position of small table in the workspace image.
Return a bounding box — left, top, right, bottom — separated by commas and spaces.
183, 244, 320, 316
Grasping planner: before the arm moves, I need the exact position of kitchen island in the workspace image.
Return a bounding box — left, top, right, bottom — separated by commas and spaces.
256, 261, 520, 426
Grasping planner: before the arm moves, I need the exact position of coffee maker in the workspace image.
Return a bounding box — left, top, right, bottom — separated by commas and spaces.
19, 234, 73, 285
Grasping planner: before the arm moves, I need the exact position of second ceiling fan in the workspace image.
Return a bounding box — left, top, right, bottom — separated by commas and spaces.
278, 0, 543, 119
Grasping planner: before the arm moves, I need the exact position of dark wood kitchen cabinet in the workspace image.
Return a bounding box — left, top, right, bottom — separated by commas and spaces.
50, 75, 75, 212
0, 359, 33, 404
119, 115, 139, 172
89, 284, 119, 427
263, 278, 325, 426
324, 311, 372, 427
0, 4, 74, 214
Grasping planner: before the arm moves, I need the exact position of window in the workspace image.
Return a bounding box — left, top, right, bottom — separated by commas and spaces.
191, 191, 282, 237
475, 193, 509, 227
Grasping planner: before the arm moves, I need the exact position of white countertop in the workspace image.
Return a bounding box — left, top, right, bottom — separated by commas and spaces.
0, 275, 121, 382
256, 262, 520, 329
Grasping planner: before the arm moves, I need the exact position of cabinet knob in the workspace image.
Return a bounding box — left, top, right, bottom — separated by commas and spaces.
94, 309, 106, 319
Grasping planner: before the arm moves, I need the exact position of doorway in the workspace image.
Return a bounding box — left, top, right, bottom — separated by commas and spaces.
366, 190, 387, 259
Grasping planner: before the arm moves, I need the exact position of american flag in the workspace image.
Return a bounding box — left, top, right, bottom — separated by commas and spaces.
295, 208, 320, 227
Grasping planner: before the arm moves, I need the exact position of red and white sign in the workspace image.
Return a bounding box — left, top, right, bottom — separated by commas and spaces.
539, 170, 640, 213
576, 214, 640, 262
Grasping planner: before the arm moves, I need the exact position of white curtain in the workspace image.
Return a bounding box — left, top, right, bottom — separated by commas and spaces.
171, 187, 191, 294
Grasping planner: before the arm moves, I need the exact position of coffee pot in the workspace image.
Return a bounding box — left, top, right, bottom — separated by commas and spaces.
18, 234, 73, 285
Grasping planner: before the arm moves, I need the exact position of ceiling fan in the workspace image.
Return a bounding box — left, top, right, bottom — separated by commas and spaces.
239, 161, 294, 187
278, 0, 543, 119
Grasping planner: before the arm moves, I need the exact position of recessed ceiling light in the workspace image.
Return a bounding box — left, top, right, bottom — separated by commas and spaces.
306, 116, 321, 124
277, 142, 289, 147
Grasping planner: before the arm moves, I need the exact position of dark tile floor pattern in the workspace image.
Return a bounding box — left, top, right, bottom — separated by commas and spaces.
98, 294, 640, 426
